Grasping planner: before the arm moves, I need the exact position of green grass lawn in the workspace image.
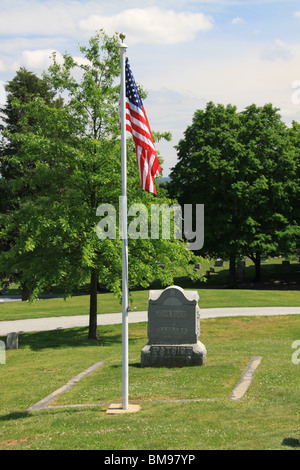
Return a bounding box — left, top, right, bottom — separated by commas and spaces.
0, 288, 300, 322
1, 257, 299, 322
0, 257, 299, 450
0, 315, 300, 450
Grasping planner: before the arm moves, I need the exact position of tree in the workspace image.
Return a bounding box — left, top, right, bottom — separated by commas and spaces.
238, 103, 298, 281
285, 121, 300, 256
169, 102, 245, 286
0, 68, 60, 298
0, 31, 198, 338
169, 101, 299, 285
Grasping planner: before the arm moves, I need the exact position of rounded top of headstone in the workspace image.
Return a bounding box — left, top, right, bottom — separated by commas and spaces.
149, 285, 199, 303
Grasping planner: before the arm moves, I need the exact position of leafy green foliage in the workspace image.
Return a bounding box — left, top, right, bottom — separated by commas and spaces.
169, 101, 300, 283
0, 30, 199, 337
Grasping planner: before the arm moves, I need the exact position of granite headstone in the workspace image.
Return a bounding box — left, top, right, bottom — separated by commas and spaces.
141, 286, 206, 367
6, 332, 18, 350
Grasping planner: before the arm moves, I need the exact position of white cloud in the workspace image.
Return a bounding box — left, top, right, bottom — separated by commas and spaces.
143, 39, 300, 175
261, 39, 293, 62
20, 49, 93, 74
73, 56, 92, 67
0, 37, 70, 56
0, 2, 214, 43
0, 56, 19, 73
232, 16, 244, 24
156, 39, 300, 114
79, 7, 214, 45
0, 0, 80, 36
293, 11, 300, 18
21, 49, 64, 70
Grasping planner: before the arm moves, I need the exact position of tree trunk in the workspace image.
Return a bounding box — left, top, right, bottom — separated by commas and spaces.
88, 267, 99, 340
229, 255, 237, 288
21, 284, 32, 301
254, 251, 261, 282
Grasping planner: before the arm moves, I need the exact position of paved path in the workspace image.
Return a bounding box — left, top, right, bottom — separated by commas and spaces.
0, 296, 22, 303
1, 307, 300, 336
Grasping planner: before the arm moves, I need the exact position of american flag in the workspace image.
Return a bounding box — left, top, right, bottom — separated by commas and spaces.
124, 58, 161, 194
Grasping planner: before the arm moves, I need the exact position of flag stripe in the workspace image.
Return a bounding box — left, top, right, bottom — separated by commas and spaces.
126, 114, 153, 144
125, 101, 147, 123
122, 58, 161, 194
129, 126, 156, 152
126, 108, 153, 141
125, 103, 155, 151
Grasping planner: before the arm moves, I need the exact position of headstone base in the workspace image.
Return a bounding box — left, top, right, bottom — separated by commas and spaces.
141, 341, 207, 368
106, 403, 141, 414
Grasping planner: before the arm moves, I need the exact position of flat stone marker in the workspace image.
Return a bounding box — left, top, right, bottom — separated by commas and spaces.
6, 332, 18, 350
229, 356, 262, 401
106, 403, 141, 414
141, 286, 206, 367
26, 362, 105, 412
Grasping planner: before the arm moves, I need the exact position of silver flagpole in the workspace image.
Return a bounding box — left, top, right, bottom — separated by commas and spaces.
119, 33, 129, 410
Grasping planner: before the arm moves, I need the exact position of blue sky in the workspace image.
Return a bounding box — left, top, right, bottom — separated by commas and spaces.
1, 0, 300, 175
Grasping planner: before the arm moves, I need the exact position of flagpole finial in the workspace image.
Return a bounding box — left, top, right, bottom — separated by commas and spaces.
119, 33, 126, 43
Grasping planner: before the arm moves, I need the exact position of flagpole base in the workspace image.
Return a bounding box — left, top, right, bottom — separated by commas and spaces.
106, 403, 141, 415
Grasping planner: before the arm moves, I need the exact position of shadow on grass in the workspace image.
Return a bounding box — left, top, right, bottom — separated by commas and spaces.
151, 262, 300, 291
188, 262, 299, 291
282, 437, 300, 448
0, 406, 105, 422
0, 411, 31, 421
19, 327, 122, 351
109, 362, 142, 369
18, 325, 144, 352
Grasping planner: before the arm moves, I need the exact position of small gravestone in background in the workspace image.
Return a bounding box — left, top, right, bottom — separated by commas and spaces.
237, 260, 246, 281
282, 260, 291, 272
214, 259, 224, 267
6, 332, 18, 350
141, 286, 207, 367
